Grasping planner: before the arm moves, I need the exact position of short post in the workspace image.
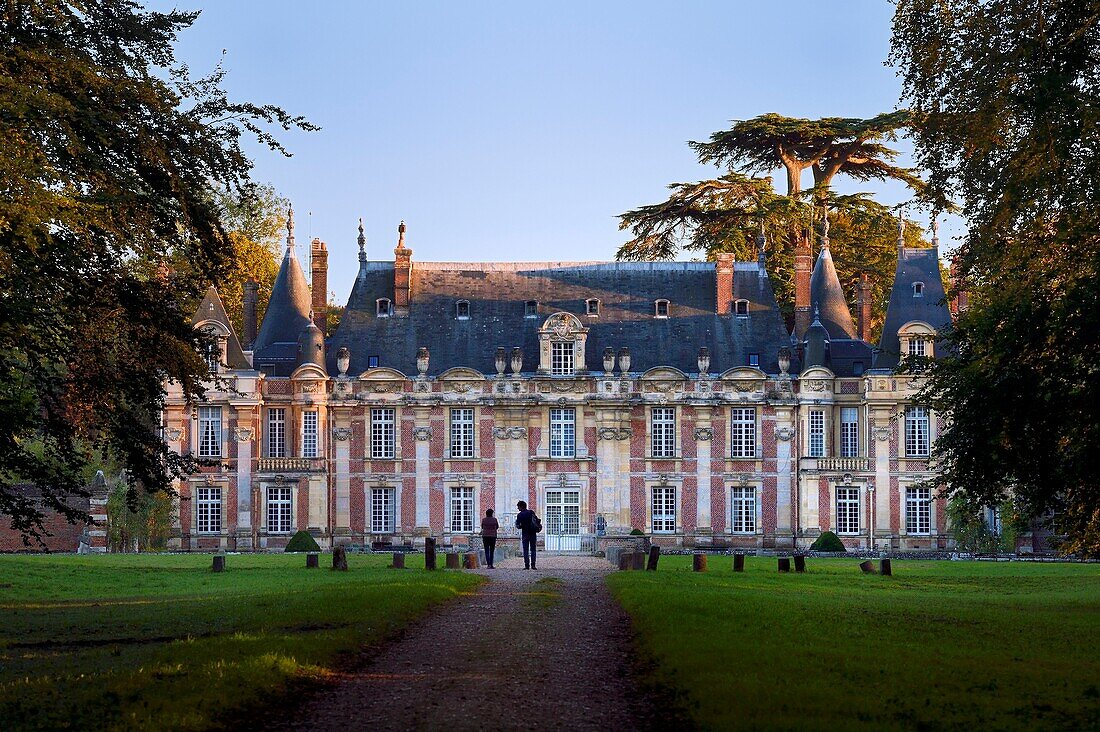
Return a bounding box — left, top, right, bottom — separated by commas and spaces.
391, 553, 405, 569
332, 545, 349, 571
879, 558, 892, 576
693, 554, 707, 572
733, 554, 745, 572
425, 537, 437, 570
632, 552, 646, 570
446, 552, 461, 570
777, 557, 791, 573
793, 555, 806, 573
859, 560, 877, 574
646, 546, 661, 571
618, 552, 631, 571
212, 554, 225, 573
306, 553, 319, 569
463, 552, 478, 569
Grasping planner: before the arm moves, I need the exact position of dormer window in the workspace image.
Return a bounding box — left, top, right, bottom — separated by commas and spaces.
456, 300, 470, 320
525, 300, 538, 318
655, 299, 670, 318
376, 298, 392, 317
205, 342, 219, 374
908, 338, 928, 357
550, 341, 575, 375
748, 353, 760, 367
734, 299, 749, 316
585, 298, 600, 316
913, 282, 925, 298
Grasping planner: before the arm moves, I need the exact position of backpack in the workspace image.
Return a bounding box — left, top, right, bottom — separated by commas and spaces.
531, 513, 543, 533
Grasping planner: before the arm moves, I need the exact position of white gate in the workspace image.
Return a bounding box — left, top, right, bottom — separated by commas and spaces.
544, 488, 581, 551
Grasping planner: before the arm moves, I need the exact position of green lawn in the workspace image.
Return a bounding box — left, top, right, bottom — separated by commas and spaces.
608, 556, 1100, 731
0, 553, 480, 731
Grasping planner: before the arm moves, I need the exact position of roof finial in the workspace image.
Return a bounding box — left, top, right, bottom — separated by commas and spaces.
756, 219, 767, 264
357, 217, 367, 263
821, 206, 830, 250
397, 220, 406, 249
897, 217, 906, 250
930, 216, 939, 247
286, 206, 296, 252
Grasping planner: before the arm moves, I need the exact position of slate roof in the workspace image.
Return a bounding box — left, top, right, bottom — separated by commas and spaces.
253, 248, 313, 376
328, 260, 792, 376
809, 246, 858, 339
191, 286, 250, 369
875, 245, 952, 369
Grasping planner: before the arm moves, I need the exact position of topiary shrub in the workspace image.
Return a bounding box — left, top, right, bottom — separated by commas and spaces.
810, 530, 845, 552
630, 528, 645, 536
284, 530, 321, 553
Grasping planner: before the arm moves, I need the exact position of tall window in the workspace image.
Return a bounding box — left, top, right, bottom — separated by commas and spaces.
196, 487, 221, 534
651, 407, 676, 458
549, 408, 576, 458
370, 408, 396, 459
836, 487, 860, 534
450, 486, 474, 533
267, 486, 292, 534
730, 486, 756, 533
449, 408, 475, 458
906, 487, 931, 534
908, 338, 927, 357
651, 486, 676, 533
905, 406, 930, 457
550, 341, 575, 376
205, 342, 219, 374
302, 410, 319, 458
840, 407, 859, 457
730, 408, 756, 458
198, 406, 222, 458
370, 487, 396, 533
267, 408, 286, 458
808, 410, 825, 458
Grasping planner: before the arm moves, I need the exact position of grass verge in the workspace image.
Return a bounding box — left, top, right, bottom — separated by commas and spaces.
608, 556, 1100, 730
0, 553, 481, 731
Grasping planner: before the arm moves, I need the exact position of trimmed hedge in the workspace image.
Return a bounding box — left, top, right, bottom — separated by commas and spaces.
284, 530, 321, 553
809, 531, 845, 552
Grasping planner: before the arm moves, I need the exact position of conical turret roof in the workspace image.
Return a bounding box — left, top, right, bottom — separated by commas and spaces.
253, 210, 313, 374
809, 246, 857, 339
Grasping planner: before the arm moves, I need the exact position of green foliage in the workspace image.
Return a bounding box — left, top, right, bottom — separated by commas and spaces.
0, 554, 480, 730
610, 556, 1100, 729
0, 1, 315, 542
106, 476, 173, 552
946, 496, 1026, 555
284, 530, 321, 553
630, 528, 645, 536
892, 0, 1100, 557
809, 530, 845, 552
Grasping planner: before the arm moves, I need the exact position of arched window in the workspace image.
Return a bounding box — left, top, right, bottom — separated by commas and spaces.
913, 282, 925, 298
585, 298, 600, 316
376, 298, 392, 317
734, 299, 749, 316
456, 300, 470, 319
524, 300, 538, 317
655, 299, 670, 318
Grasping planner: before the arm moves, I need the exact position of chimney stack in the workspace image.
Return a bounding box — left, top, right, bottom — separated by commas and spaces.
243, 279, 258, 348
793, 233, 812, 337
949, 256, 969, 319
394, 221, 412, 316
310, 238, 328, 335
715, 252, 735, 314
857, 273, 872, 342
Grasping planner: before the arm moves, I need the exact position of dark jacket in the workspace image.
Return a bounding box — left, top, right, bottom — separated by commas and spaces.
515, 508, 537, 535
481, 516, 499, 537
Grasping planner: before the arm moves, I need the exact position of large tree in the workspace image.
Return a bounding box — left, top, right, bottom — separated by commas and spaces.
0, 1, 316, 541
891, 0, 1100, 556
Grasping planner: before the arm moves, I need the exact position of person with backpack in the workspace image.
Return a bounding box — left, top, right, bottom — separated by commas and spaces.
515, 500, 540, 570
480, 509, 499, 569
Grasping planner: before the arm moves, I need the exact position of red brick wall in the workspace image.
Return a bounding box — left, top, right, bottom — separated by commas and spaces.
1, 510, 87, 552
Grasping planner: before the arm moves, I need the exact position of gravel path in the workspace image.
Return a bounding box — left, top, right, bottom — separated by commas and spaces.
277, 555, 657, 731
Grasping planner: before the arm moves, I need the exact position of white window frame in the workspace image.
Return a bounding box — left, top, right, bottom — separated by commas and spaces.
905, 486, 932, 535
376, 298, 392, 317
908, 338, 927, 357
654, 299, 670, 318
301, 410, 319, 458
650, 407, 676, 458
205, 342, 219, 374
456, 300, 470, 319
840, 407, 859, 458
197, 406, 222, 458
730, 485, 756, 534
836, 486, 860, 535
905, 406, 930, 457
449, 408, 475, 458
651, 486, 676, 533
913, 281, 925, 297
808, 409, 825, 458
196, 486, 222, 534
550, 341, 575, 376
370, 408, 396, 459
449, 486, 475, 533
734, 299, 749, 316
585, 298, 600, 316
730, 408, 756, 458
267, 408, 286, 458
549, 408, 576, 458
370, 486, 396, 533
267, 486, 293, 534
524, 300, 538, 318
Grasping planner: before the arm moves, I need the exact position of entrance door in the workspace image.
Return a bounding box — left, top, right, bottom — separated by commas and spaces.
544, 488, 581, 551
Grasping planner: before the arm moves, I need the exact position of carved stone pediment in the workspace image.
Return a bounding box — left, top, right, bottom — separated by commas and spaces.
492, 426, 527, 439
413, 426, 433, 441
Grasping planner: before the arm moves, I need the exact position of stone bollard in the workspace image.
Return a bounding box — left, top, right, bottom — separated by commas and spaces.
391, 553, 405, 569
306, 553, 319, 569
463, 552, 479, 569
332, 545, 349, 571
446, 552, 461, 570
778, 557, 791, 573
859, 560, 877, 574
646, 545, 661, 571
212, 555, 225, 572
733, 554, 745, 572
618, 552, 632, 571
880, 558, 892, 576
793, 555, 806, 573
632, 552, 646, 570
692, 554, 707, 572
425, 537, 437, 570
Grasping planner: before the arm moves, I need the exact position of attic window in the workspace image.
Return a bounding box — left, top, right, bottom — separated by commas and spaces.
525, 300, 538, 317
913, 282, 925, 298
368, 355, 379, 368
734, 299, 749, 316
585, 298, 600, 316
654, 299, 670, 318
376, 298, 392, 317
748, 353, 760, 368
456, 300, 471, 319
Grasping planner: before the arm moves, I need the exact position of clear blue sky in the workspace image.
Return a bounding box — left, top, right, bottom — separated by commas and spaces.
153, 0, 955, 301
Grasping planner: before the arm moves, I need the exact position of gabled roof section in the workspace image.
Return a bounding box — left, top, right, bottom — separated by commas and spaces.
876, 245, 952, 369
252, 247, 312, 375
192, 286, 249, 369
809, 246, 857, 339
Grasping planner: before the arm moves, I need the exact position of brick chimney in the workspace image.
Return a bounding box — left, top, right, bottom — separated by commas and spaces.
949, 255, 969, 319
715, 252, 735, 314
394, 221, 412, 316
793, 233, 812, 337
311, 238, 328, 335
857, 273, 873, 342
242, 279, 258, 348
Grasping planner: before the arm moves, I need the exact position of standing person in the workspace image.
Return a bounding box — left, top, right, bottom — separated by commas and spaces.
515, 500, 538, 570
480, 509, 499, 569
